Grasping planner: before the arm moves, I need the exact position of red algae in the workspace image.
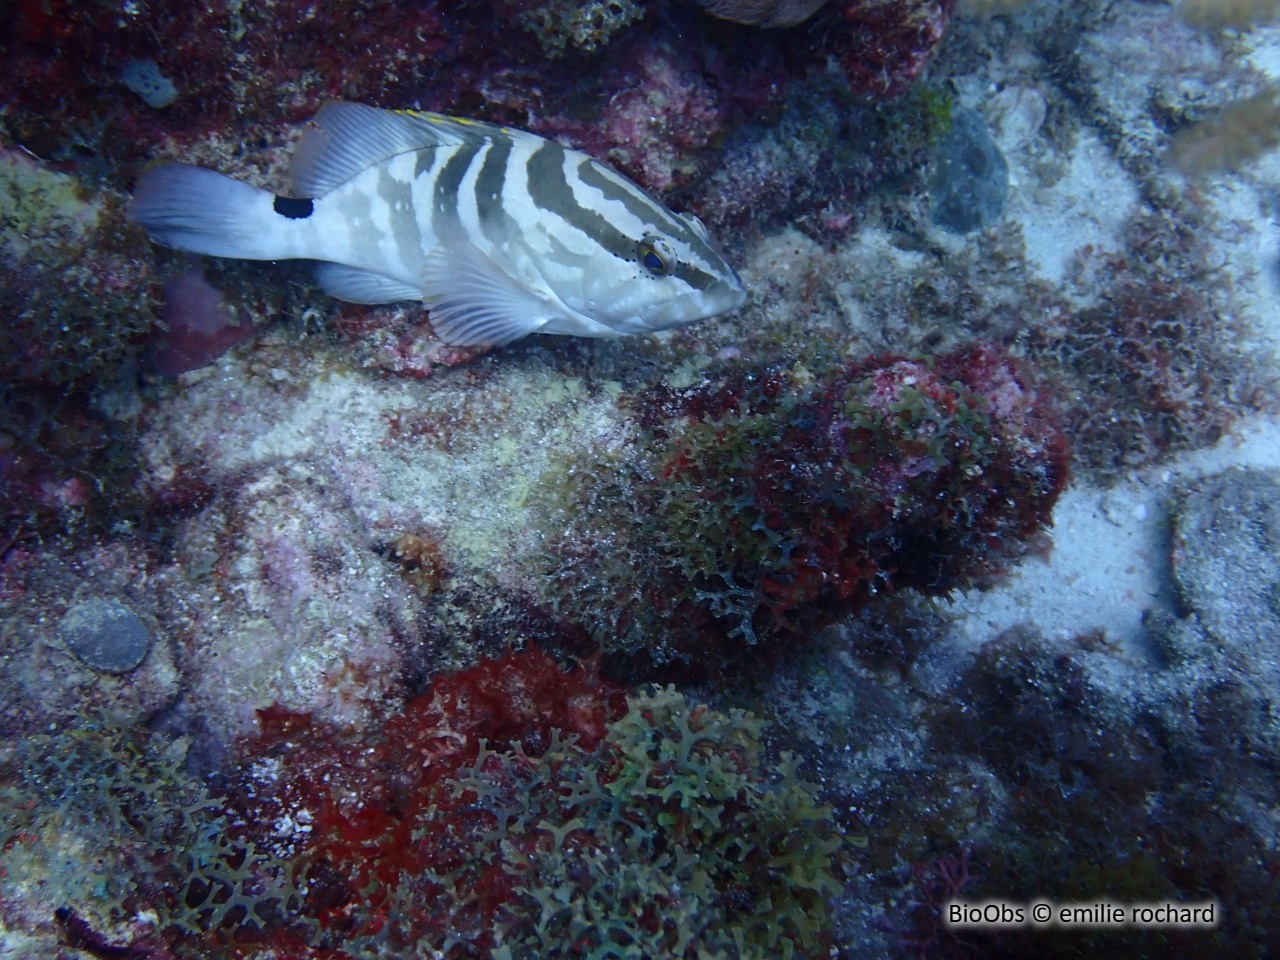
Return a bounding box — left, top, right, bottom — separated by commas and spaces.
223, 650, 837, 957
151, 267, 257, 377
229, 647, 628, 935
539, 343, 1069, 677
836, 0, 957, 98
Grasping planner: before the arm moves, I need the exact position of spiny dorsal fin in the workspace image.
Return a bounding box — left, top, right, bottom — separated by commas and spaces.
290, 102, 513, 198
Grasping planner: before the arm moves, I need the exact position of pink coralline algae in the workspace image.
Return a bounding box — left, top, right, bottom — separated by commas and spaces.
529, 31, 788, 199
836, 0, 957, 98
597, 41, 728, 193
1, 0, 939, 210
128, 436, 423, 744
3, 0, 455, 167
332, 301, 491, 379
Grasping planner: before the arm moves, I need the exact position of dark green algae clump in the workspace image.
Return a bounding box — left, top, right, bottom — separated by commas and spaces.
537, 342, 1069, 675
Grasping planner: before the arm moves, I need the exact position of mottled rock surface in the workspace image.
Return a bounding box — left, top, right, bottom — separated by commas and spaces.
1171, 468, 1280, 648
929, 107, 1009, 233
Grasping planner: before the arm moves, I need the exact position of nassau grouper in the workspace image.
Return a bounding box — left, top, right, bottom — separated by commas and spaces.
128, 102, 746, 346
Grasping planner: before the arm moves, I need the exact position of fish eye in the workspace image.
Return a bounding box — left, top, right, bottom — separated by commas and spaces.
637, 235, 675, 277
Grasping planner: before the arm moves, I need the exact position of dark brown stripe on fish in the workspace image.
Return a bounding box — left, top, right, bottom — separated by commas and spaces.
376, 168, 422, 264
432, 141, 483, 237
474, 133, 521, 247
525, 141, 637, 263
575, 156, 686, 236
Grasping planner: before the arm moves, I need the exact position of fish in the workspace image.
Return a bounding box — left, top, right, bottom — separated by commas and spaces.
128, 101, 747, 346
697, 0, 827, 28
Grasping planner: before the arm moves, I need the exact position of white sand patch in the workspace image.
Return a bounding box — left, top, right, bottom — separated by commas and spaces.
1242, 22, 1280, 79
1008, 130, 1139, 288
946, 413, 1280, 651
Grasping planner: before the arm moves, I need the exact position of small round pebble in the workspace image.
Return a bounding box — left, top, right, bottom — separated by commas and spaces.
57, 598, 152, 674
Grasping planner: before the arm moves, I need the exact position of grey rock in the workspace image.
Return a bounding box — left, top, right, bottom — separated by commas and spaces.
120, 59, 177, 109
1171, 468, 1280, 649
929, 107, 1009, 234
57, 599, 152, 674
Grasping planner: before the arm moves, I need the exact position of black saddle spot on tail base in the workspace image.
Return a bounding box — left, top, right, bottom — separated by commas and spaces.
274, 195, 314, 219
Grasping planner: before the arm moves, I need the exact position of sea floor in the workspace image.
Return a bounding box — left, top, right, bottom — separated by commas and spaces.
2, 1, 1280, 957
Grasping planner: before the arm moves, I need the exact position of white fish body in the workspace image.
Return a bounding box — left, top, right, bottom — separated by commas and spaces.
128, 102, 746, 346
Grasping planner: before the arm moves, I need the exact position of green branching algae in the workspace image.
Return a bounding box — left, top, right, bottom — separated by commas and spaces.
0, 716, 305, 942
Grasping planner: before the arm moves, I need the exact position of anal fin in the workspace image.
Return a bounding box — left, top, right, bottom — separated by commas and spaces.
315, 262, 424, 304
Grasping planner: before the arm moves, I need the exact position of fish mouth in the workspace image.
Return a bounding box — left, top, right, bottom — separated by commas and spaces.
701, 275, 748, 318
642, 283, 747, 331
724, 276, 748, 310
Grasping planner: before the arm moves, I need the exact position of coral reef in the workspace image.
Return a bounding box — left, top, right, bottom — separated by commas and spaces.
0, 148, 157, 386
1, 3, 1277, 959
597, 40, 729, 193
2, 0, 457, 172
0, 0, 782, 210
539, 343, 1067, 675
699, 78, 954, 239
0, 386, 145, 550
525, 33, 740, 196
834, 0, 958, 99
216, 650, 840, 957
752, 608, 1280, 957
146, 457, 417, 743
0, 145, 159, 553
908, 627, 1280, 958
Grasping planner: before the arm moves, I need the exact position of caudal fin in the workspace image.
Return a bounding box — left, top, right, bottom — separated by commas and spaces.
128, 164, 283, 260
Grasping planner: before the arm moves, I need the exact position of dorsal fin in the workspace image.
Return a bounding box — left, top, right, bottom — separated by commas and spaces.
290, 102, 504, 198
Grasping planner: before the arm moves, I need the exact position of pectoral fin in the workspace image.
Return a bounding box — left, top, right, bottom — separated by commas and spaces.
421, 243, 559, 346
